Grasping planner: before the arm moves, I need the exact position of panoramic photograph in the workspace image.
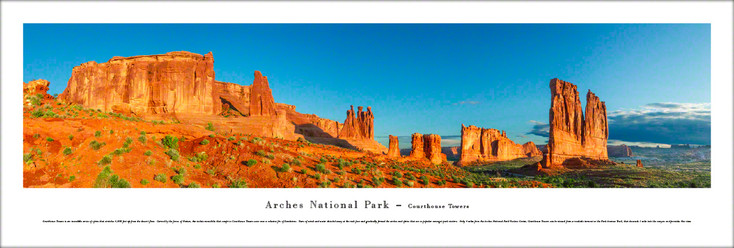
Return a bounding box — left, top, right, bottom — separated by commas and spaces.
22, 24, 711, 188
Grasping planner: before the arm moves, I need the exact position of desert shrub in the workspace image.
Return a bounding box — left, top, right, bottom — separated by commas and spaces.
466, 181, 474, 188
62, 147, 73, 155
172, 174, 185, 185
280, 163, 291, 172
393, 177, 403, 187
372, 176, 383, 187
351, 167, 361, 174
94, 131, 101, 137
319, 157, 327, 163
140, 179, 149, 185
406, 173, 416, 181
393, 171, 403, 178
144, 150, 152, 156
109, 130, 114, 134
188, 151, 209, 162
154, 174, 167, 183
314, 173, 322, 180
315, 163, 327, 173
229, 178, 248, 188
261, 158, 271, 164
421, 175, 430, 185
205, 122, 215, 131
227, 136, 235, 141
138, 135, 147, 144
319, 181, 331, 188
406, 180, 415, 187
200, 139, 210, 145
93, 166, 130, 188
69, 175, 76, 182
437, 180, 446, 186
193, 164, 202, 169
188, 182, 201, 188
46, 137, 54, 142
164, 149, 180, 161
98, 155, 112, 165
300, 168, 307, 174
89, 140, 106, 150
68, 135, 74, 140
292, 158, 302, 166
111, 147, 131, 156
172, 166, 186, 175
255, 150, 267, 157
161, 135, 179, 149
246, 159, 258, 167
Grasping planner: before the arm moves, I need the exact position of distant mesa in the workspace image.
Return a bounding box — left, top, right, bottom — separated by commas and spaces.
457, 124, 540, 166
540, 78, 611, 168
608, 144, 633, 157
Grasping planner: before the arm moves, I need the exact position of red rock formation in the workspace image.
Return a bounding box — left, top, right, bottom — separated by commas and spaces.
608, 144, 633, 157
542, 78, 610, 167
457, 124, 530, 166
423, 134, 446, 164
636, 159, 643, 168
409, 133, 425, 159
522, 142, 542, 157
23, 79, 54, 100
214, 80, 251, 116
249, 71, 276, 116
387, 135, 400, 158
59, 51, 216, 115
337, 105, 374, 140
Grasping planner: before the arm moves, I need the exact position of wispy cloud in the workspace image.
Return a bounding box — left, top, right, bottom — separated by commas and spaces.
454, 100, 480, 105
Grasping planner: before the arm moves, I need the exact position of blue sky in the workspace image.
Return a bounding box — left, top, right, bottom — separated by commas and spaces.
23, 24, 711, 147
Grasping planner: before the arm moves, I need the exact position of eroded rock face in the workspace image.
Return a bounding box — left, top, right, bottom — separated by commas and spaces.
24, 79, 54, 100
608, 144, 633, 157
636, 159, 643, 168
249, 71, 276, 116
423, 134, 446, 164
387, 135, 400, 158
542, 78, 609, 167
337, 105, 374, 140
523, 142, 542, 157
457, 124, 529, 166
59, 51, 217, 115
409, 133, 425, 159
214, 80, 250, 116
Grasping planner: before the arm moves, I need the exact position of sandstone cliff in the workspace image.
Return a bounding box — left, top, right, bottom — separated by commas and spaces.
59, 51, 217, 115
522, 141, 542, 157
249, 71, 276, 116
608, 144, 633, 157
409, 133, 425, 159
387, 135, 400, 158
423, 134, 447, 164
457, 124, 531, 166
542, 78, 609, 167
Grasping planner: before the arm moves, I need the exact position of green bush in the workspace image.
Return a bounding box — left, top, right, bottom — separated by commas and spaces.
62, 147, 73, 155
188, 182, 201, 188
144, 150, 152, 156
46, 137, 54, 142
206, 122, 215, 131
93, 166, 130, 188
172, 174, 185, 185
140, 179, 149, 185
227, 136, 235, 141
246, 159, 258, 167
200, 139, 210, 145
315, 163, 327, 173
161, 135, 179, 149
154, 173, 167, 183
69, 175, 76, 182
68, 135, 74, 140
229, 178, 248, 188
393, 177, 403, 187
165, 149, 180, 161
466, 181, 474, 188
280, 163, 291, 172
194, 164, 201, 169
188, 151, 209, 162
111, 147, 131, 156
94, 131, 101, 137
89, 140, 106, 150
421, 175, 430, 185
98, 155, 112, 165
138, 135, 147, 144
393, 171, 403, 178
255, 150, 267, 157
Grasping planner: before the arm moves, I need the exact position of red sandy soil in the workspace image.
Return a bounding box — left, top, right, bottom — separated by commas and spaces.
23, 99, 548, 188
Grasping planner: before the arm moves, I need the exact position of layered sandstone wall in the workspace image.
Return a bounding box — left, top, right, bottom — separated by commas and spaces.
409, 133, 425, 159
59, 51, 217, 115
457, 124, 530, 166
543, 78, 609, 167
423, 134, 446, 164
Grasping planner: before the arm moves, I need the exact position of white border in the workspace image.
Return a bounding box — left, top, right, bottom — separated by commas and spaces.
2, 1, 732, 247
